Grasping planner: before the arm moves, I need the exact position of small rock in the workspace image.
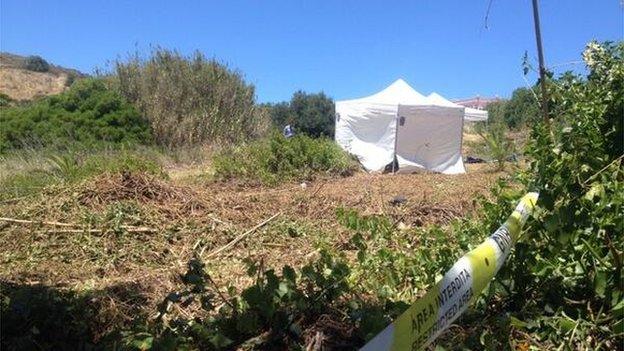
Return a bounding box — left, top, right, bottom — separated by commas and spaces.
397, 222, 410, 231
389, 195, 407, 206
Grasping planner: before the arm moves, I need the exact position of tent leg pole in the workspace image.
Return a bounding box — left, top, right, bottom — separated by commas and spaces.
393, 108, 400, 174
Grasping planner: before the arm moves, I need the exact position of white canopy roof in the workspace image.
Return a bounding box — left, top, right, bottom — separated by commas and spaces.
341, 80, 488, 122
343, 78, 427, 105
427, 92, 489, 122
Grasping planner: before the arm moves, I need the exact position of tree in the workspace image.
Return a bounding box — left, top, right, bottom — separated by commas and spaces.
22, 55, 50, 72
290, 91, 335, 137
485, 99, 508, 126
504, 87, 539, 128
265, 102, 293, 130
268, 91, 335, 138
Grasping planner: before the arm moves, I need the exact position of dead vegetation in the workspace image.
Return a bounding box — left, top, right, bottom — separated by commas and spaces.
0, 162, 504, 347
78, 171, 205, 216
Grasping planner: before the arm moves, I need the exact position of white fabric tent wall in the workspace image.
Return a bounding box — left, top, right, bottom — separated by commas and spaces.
395, 104, 465, 174
464, 108, 488, 122
335, 102, 398, 171
335, 79, 466, 174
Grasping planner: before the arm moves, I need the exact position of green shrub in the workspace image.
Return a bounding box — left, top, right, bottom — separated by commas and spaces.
264, 101, 292, 129
484, 99, 507, 126
447, 40, 624, 349
114, 48, 269, 147
1, 282, 94, 350
505, 41, 623, 348
0, 78, 152, 152
122, 249, 353, 350
212, 132, 357, 184
0, 93, 13, 107
22, 55, 50, 72
64, 72, 77, 87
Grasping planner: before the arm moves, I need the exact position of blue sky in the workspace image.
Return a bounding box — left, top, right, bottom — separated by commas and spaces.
1, 1, 622, 102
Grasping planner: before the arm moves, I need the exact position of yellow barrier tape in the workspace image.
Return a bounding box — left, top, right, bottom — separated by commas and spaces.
361, 192, 539, 351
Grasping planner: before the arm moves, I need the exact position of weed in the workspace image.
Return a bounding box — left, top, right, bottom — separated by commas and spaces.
477, 122, 516, 170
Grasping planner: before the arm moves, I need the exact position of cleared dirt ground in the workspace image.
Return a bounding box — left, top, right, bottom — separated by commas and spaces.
0, 163, 505, 339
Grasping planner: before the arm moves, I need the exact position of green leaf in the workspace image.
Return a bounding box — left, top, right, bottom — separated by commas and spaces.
282, 266, 296, 283
594, 271, 607, 297
210, 333, 233, 348
509, 316, 529, 329
613, 318, 623, 335
277, 281, 290, 298
544, 215, 559, 232
584, 183, 605, 201
558, 230, 572, 245
581, 238, 611, 267
184, 273, 202, 285
613, 298, 624, 312
558, 317, 576, 332
131, 335, 154, 350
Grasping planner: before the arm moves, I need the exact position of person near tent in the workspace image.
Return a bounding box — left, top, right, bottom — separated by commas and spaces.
283, 123, 294, 138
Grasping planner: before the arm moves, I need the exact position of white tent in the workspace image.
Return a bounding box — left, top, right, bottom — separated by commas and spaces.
335, 79, 466, 174
427, 92, 489, 122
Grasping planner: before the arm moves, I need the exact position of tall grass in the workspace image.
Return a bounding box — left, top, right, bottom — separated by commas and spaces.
0, 147, 164, 201
114, 48, 269, 148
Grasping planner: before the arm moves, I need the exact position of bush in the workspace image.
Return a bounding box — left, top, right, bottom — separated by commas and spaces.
122, 249, 353, 350
491, 41, 623, 348
0, 93, 13, 107
0, 78, 152, 152
268, 91, 335, 138
212, 132, 357, 184
114, 48, 268, 147
22, 55, 50, 72
265, 101, 292, 129
64, 72, 77, 87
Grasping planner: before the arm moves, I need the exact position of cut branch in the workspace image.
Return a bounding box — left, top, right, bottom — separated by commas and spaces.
0, 217, 156, 232
203, 212, 281, 259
